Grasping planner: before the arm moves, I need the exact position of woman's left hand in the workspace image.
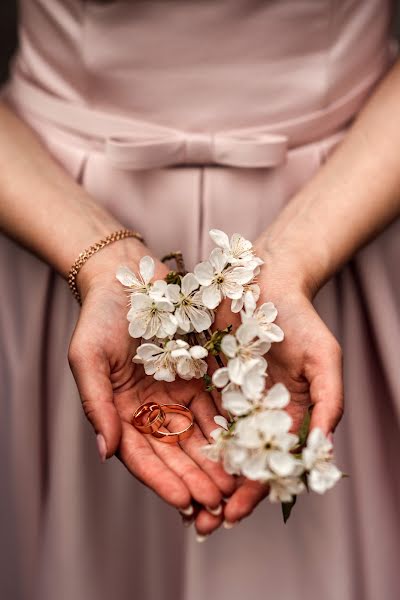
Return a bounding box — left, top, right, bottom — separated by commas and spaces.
193, 242, 344, 536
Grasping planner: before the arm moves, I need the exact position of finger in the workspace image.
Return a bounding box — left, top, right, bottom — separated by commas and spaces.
224, 478, 269, 525
186, 394, 237, 498
148, 420, 223, 509
194, 507, 224, 539
68, 345, 121, 459
118, 420, 192, 510
307, 343, 344, 435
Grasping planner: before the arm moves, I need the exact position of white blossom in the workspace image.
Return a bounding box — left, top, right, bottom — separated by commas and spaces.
166, 273, 213, 333
127, 294, 177, 340
221, 322, 270, 385
118, 230, 343, 512
194, 248, 255, 309
171, 343, 208, 380
133, 340, 181, 381
241, 292, 284, 343
268, 473, 306, 503
209, 229, 263, 267
234, 411, 299, 479
116, 256, 167, 299
303, 428, 342, 494
202, 416, 231, 462
231, 282, 260, 313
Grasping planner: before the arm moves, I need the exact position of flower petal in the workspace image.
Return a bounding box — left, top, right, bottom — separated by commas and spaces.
181, 272, 199, 295
130, 293, 153, 310
189, 345, 208, 359
166, 283, 181, 303
139, 256, 155, 284
188, 306, 212, 333
258, 302, 278, 322
227, 357, 245, 385
201, 284, 222, 309
194, 261, 214, 286
116, 266, 141, 288
257, 410, 292, 436
129, 317, 147, 338
222, 389, 253, 416
268, 451, 297, 477
209, 247, 228, 273
231, 296, 244, 313
308, 463, 342, 494
209, 229, 230, 250
244, 290, 257, 315
175, 306, 191, 332
230, 266, 254, 285
214, 415, 229, 430
241, 451, 270, 480
135, 343, 162, 361
262, 323, 284, 343
263, 383, 290, 409
221, 334, 237, 358
212, 367, 230, 388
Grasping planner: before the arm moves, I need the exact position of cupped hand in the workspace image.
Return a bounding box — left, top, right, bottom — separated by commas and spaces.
194, 242, 344, 536
68, 241, 235, 520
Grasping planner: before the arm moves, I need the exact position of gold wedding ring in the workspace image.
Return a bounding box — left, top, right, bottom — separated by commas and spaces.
151, 404, 194, 444
131, 402, 194, 443
132, 401, 166, 434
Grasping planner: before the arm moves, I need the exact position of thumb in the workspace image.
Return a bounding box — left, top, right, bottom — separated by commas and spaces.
308, 341, 344, 435
68, 347, 122, 461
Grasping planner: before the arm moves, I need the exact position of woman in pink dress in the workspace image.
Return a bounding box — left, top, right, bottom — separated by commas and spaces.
0, 1, 399, 599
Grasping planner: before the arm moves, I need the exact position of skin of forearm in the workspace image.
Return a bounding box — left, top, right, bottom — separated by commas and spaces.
0, 101, 125, 278
260, 59, 400, 296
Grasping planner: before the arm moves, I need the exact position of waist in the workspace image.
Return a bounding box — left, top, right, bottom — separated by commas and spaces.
3, 63, 394, 171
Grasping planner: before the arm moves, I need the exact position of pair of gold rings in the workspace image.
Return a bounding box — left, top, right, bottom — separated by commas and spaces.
132, 401, 194, 443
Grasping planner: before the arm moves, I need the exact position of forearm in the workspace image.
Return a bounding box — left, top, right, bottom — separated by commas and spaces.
0, 101, 137, 277
259, 59, 400, 295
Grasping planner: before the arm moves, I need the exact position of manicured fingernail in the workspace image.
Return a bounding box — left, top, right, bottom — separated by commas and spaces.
179, 504, 194, 517
96, 433, 107, 463
196, 534, 208, 543
206, 504, 223, 516
223, 520, 236, 529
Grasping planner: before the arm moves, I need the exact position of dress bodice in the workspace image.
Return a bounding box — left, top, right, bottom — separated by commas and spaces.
13, 0, 396, 131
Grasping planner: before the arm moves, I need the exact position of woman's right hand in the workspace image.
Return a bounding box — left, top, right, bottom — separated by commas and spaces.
68, 239, 235, 521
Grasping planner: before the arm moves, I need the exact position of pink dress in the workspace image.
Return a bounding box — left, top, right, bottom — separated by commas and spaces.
1, 1, 399, 598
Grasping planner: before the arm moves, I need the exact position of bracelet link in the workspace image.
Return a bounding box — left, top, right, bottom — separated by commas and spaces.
67, 229, 144, 305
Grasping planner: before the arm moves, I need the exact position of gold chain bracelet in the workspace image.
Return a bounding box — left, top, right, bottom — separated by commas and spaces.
68, 229, 144, 305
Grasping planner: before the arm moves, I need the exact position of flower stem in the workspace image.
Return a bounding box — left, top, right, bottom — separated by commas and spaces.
161, 251, 186, 275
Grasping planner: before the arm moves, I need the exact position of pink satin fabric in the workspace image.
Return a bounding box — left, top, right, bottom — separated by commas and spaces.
1, 2, 400, 600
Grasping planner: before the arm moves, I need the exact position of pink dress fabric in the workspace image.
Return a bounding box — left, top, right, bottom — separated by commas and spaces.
1, 1, 400, 599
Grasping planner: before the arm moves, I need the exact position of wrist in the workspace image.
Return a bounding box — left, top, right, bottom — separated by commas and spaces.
255, 229, 332, 299
75, 237, 167, 304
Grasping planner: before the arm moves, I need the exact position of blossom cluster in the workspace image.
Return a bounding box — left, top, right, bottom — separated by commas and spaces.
116, 229, 342, 514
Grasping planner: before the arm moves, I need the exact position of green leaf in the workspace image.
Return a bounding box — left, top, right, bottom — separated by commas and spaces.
281, 495, 297, 524
297, 405, 313, 447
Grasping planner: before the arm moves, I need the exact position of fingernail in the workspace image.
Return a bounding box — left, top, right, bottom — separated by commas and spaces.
179, 504, 194, 517
195, 534, 208, 543
206, 504, 223, 516
96, 433, 107, 463
223, 520, 236, 529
